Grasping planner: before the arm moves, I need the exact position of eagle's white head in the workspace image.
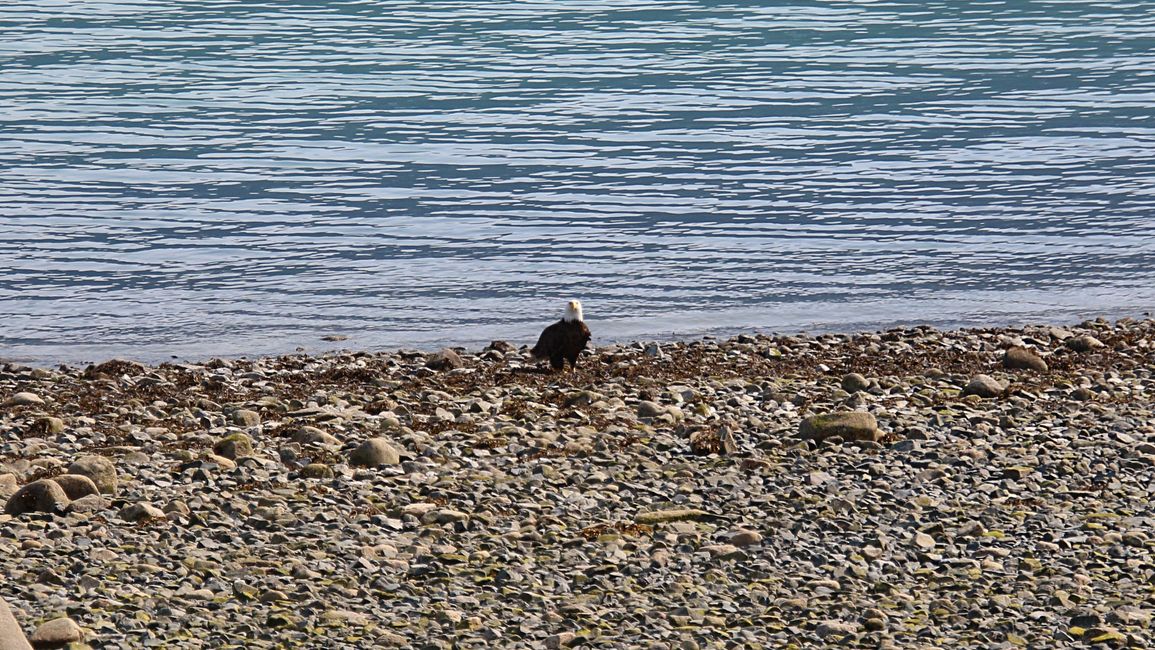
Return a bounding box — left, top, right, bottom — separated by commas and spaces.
563, 299, 584, 322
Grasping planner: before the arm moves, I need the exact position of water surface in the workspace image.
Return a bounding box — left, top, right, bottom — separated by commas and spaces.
2, 1, 1154, 364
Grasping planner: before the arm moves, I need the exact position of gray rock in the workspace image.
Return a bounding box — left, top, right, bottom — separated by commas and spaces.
4, 480, 69, 516
50, 474, 99, 500
840, 373, 870, 393
1066, 334, 1105, 352
230, 409, 261, 427
120, 502, 166, 523
292, 427, 341, 446
0, 597, 33, 650
3, 392, 43, 407
67, 455, 118, 495
213, 433, 253, 459
798, 412, 880, 442
637, 401, 666, 418
28, 617, 82, 647
962, 374, 1004, 398
426, 348, 464, 371
65, 494, 108, 514
349, 438, 401, 467
1004, 346, 1048, 372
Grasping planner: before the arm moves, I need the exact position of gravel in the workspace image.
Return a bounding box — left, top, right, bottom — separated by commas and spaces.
2, 316, 1154, 648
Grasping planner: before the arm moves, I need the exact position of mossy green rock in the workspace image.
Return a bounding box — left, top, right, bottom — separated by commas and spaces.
799, 412, 881, 442
213, 433, 254, 459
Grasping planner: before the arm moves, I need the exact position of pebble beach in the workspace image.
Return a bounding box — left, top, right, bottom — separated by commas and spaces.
2, 317, 1154, 649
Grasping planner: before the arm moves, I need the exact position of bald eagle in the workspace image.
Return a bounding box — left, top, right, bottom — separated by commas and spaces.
530, 300, 591, 371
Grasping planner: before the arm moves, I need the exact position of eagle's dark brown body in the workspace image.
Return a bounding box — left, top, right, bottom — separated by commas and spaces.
531, 318, 591, 371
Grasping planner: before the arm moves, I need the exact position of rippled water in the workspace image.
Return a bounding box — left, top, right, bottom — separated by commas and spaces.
3, 1, 1155, 365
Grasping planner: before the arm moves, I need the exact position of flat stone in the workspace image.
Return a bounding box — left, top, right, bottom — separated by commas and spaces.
66, 456, 118, 495
1004, 346, 1048, 372
47, 475, 98, 501
28, 617, 82, 647
4, 480, 69, 516
349, 438, 401, 467
798, 412, 880, 442
0, 597, 33, 650
912, 532, 936, 550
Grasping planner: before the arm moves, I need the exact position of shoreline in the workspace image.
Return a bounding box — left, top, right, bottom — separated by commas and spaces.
3, 305, 1151, 369
2, 317, 1154, 647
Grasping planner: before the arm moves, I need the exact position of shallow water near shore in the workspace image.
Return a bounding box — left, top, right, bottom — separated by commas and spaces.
2, 1, 1155, 365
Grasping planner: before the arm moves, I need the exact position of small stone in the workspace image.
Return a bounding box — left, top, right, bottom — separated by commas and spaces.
1004, 346, 1048, 372
50, 474, 99, 500
120, 502, 165, 523
840, 373, 870, 393
798, 412, 880, 442
349, 438, 401, 467
4, 480, 69, 516
962, 374, 1004, 398
300, 463, 334, 479
912, 532, 936, 550
426, 348, 464, 371
230, 409, 261, 427
4, 392, 43, 407
729, 530, 763, 547
1066, 335, 1105, 352
213, 433, 253, 460
29, 617, 83, 647
67, 455, 118, 495
202, 454, 236, 470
